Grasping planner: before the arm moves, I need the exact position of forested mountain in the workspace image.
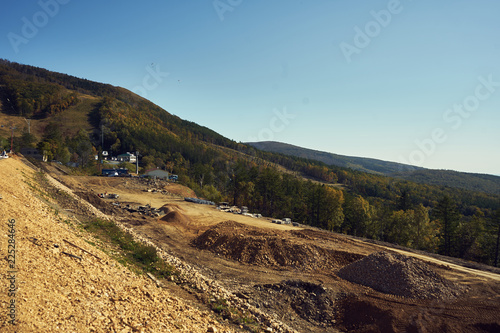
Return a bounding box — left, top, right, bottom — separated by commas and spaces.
247, 141, 500, 195
1, 59, 499, 267
247, 141, 420, 174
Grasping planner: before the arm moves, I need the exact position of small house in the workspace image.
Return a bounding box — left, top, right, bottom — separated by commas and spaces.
117, 152, 136, 163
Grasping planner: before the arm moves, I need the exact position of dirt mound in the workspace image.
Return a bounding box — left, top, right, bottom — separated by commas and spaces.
160, 203, 184, 212
159, 204, 191, 224
192, 221, 363, 271
337, 251, 468, 299
161, 210, 191, 224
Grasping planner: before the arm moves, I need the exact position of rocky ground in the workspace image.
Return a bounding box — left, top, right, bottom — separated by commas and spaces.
2, 157, 500, 333
0, 157, 232, 332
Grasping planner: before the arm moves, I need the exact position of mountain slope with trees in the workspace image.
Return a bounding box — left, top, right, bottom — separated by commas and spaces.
247, 141, 500, 195
1, 59, 499, 268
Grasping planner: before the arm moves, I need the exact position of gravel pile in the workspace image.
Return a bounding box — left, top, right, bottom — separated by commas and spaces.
337, 251, 467, 299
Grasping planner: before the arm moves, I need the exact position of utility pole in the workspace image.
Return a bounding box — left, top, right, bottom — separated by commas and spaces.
10, 126, 15, 153
24, 118, 31, 134
136, 151, 139, 175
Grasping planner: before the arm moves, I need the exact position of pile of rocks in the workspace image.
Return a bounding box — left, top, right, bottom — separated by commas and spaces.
337, 251, 468, 300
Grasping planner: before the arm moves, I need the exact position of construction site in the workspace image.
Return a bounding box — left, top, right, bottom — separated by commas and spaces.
1, 156, 500, 332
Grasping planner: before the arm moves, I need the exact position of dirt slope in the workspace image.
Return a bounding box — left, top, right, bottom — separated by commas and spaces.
192, 221, 363, 271
0, 157, 230, 332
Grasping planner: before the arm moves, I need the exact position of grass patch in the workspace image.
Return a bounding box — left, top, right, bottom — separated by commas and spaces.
208, 297, 260, 332
83, 218, 177, 279
23, 170, 51, 201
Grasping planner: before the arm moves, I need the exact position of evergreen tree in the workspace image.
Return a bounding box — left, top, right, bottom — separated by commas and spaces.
434, 196, 460, 256
495, 209, 500, 267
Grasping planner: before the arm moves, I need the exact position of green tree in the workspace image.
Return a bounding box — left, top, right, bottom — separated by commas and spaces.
0, 136, 9, 151
20, 131, 37, 148
397, 188, 412, 211
495, 209, 500, 267
308, 185, 344, 231
386, 210, 414, 246
110, 138, 121, 154
67, 129, 94, 167
343, 195, 374, 237
58, 146, 71, 164
323, 186, 344, 231
43, 122, 63, 142
37, 141, 53, 161
434, 196, 460, 256
200, 184, 222, 203
456, 210, 485, 260
413, 204, 437, 251
141, 155, 156, 171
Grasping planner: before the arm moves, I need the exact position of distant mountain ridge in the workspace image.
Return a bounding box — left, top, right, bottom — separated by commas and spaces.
246, 141, 500, 195
247, 141, 421, 175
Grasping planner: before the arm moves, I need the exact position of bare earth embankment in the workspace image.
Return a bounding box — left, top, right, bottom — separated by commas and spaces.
0, 157, 231, 332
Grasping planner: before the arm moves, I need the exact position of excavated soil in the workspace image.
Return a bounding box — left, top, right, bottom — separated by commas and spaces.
338, 251, 469, 300
192, 221, 363, 271
255, 281, 337, 328
335, 291, 500, 333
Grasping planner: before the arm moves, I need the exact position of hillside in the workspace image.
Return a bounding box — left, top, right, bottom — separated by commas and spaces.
246, 141, 419, 175
246, 141, 500, 195
2, 59, 500, 269
0, 157, 231, 332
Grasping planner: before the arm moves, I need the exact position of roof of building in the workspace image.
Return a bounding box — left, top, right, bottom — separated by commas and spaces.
117, 152, 135, 157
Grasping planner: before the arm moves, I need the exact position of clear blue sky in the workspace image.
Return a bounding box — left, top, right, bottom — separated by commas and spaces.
2, 0, 499, 175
